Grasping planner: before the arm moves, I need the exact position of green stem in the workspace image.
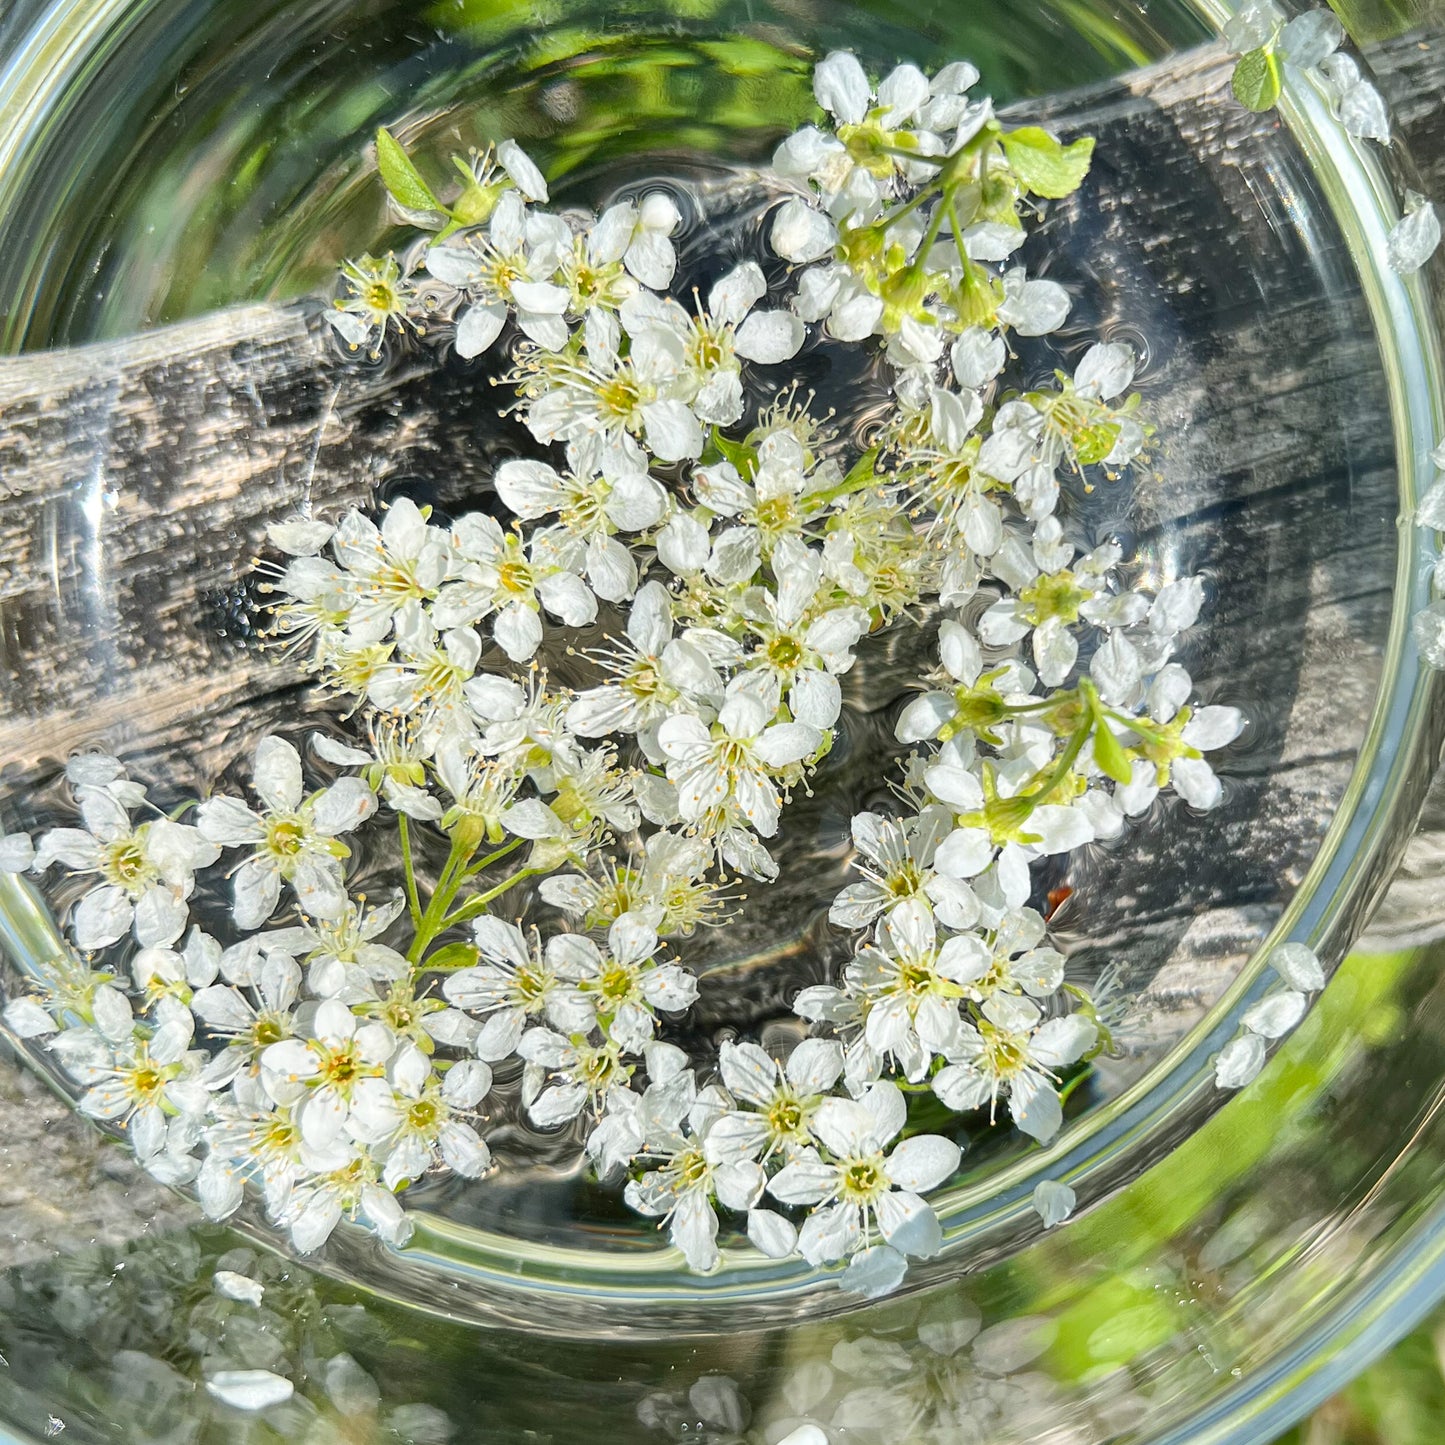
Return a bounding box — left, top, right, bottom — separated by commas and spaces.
459, 837, 526, 880
440, 867, 542, 931
876, 184, 934, 231
877, 142, 943, 166
946, 193, 973, 273
398, 815, 423, 931
1022, 718, 1092, 804
1001, 689, 1079, 716
407, 834, 477, 964
904, 193, 951, 278
1100, 705, 1183, 749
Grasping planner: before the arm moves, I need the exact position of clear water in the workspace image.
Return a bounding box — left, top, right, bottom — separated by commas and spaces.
0, 0, 1426, 1333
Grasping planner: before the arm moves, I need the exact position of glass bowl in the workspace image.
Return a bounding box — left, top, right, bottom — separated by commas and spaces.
0, 0, 1442, 1438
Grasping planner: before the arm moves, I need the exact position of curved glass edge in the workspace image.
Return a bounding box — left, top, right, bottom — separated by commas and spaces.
1156, 1200, 1445, 1445
1150, 0, 1445, 1435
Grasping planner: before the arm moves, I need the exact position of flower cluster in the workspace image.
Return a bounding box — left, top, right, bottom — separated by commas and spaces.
1, 48, 1261, 1294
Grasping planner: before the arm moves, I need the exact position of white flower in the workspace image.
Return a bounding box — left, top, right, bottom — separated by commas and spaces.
704, 1038, 845, 1166
310, 719, 441, 822
77, 1035, 208, 1162
34, 787, 218, 950
326, 498, 451, 644
979, 524, 1143, 688
426, 191, 570, 355
259, 998, 397, 1148
350, 1044, 494, 1190
368, 614, 483, 745
691, 432, 837, 560
932, 994, 1095, 1143
624, 1072, 764, 1272
330, 254, 417, 354
539, 830, 727, 937
843, 899, 987, 1078
190, 952, 302, 1086
517, 1028, 636, 1127
830, 808, 979, 932
767, 1082, 960, 1263
442, 915, 591, 1061
618, 262, 805, 426
566, 583, 725, 757
929, 761, 1095, 915
587, 193, 682, 291
493, 450, 667, 602
262, 894, 410, 999
548, 915, 696, 1051
518, 310, 703, 467
738, 535, 869, 729
275, 1152, 412, 1253
431, 513, 597, 660
1114, 701, 1243, 814
658, 676, 823, 839
196, 736, 376, 928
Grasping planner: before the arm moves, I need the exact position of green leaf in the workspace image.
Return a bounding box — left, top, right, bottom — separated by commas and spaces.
1091, 716, 1134, 785
1231, 48, 1282, 112
421, 941, 479, 972
840, 444, 881, 490
999, 127, 1096, 199
375, 127, 443, 213
713, 431, 757, 478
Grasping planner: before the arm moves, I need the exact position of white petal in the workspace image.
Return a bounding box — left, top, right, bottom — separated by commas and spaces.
839, 1243, 909, 1298
708, 261, 766, 326
72, 887, 134, 950
1215, 1032, 1267, 1089
998, 278, 1070, 336
747, 1208, 798, 1259
885, 1134, 961, 1192
1031, 1178, 1076, 1228
1010, 1072, 1063, 1143
1073, 341, 1136, 400
1339, 80, 1390, 142
1387, 196, 1445, 274
1242, 989, 1307, 1039
497, 139, 548, 201
1268, 941, 1324, 992
455, 302, 507, 359
875, 1189, 943, 1257
253, 736, 303, 813
770, 199, 837, 264
734, 311, 806, 364
813, 50, 871, 124
641, 400, 704, 463
205, 1371, 294, 1411
311, 777, 377, 836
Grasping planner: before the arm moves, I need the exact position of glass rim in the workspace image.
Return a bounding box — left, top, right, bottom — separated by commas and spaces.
0, 0, 1441, 1361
